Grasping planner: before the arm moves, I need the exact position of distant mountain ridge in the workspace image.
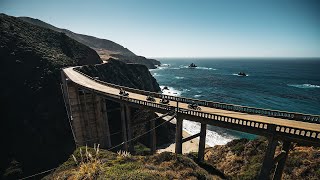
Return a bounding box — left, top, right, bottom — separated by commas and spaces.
19, 16, 161, 68
19, 16, 135, 56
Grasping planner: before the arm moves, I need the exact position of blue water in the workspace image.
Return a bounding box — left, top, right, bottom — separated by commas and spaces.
151, 58, 320, 145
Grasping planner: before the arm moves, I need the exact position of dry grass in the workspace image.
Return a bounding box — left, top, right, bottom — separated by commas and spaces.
47, 147, 221, 179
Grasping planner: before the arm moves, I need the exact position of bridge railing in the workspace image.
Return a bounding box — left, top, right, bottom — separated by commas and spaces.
177, 107, 320, 142
72, 67, 320, 124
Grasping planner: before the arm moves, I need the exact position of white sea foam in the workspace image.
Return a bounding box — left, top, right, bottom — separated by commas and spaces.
194, 95, 202, 98
160, 86, 182, 96
196, 67, 217, 70
157, 66, 169, 70
288, 84, 320, 89
175, 76, 184, 79
183, 120, 235, 147
153, 73, 161, 77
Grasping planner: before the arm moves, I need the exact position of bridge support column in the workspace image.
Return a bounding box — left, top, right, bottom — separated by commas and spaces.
101, 98, 112, 148
120, 104, 128, 151
198, 123, 207, 162
150, 117, 156, 154
273, 141, 291, 180
259, 136, 278, 180
175, 117, 183, 154
125, 105, 134, 153
61, 75, 86, 146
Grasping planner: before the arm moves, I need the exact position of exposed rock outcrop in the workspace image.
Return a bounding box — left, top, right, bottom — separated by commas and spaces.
79, 59, 161, 92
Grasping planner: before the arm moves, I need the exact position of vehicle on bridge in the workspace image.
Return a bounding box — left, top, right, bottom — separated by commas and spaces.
119, 88, 129, 96
160, 98, 170, 104
188, 102, 201, 110
146, 95, 156, 102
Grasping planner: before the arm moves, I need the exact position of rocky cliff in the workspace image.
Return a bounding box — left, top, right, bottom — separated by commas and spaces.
19, 16, 161, 68
0, 13, 166, 179
79, 59, 161, 92
0, 13, 103, 179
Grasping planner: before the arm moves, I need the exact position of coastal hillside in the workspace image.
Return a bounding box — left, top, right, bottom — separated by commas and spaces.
205, 138, 320, 179
19, 16, 161, 68
45, 147, 221, 179
0, 13, 164, 179
0, 13, 102, 179
79, 59, 161, 92
18, 16, 135, 57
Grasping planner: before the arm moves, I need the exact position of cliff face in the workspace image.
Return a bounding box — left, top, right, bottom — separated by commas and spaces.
19, 16, 161, 68
0, 13, 102, 179
0, 13, 167, 179
79, 59, 161, 92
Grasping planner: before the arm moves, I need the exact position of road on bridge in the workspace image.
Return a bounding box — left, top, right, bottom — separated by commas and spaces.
63, 67, 320, 133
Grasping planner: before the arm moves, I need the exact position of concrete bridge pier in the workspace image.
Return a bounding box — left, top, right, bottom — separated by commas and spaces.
175, 116, 183, 154
198, 123, 207, 162
125, 105, 134, 152
150, 117, 156, 154
259, 136, 278, 180
273, 141, 291, 180
120, 104, 129, 151
62, 72, 113, 149
101, 98, 112, 148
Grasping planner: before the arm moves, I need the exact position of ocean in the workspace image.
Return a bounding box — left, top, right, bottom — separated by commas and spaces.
150, 58, 320, 146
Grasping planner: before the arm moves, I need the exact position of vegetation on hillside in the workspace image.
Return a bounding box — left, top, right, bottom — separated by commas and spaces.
46, 147, 221, 180
19, 16, 161, 68
204, 137, 320, 180
0, 13, 103, 179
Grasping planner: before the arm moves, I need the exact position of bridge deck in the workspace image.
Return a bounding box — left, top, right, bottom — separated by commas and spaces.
63, 67, 320, 133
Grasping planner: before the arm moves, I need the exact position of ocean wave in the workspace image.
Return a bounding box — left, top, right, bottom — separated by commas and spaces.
183, 120, 235, 147
152, 73, 162, 77
196, 67, 217, 70
160, 86, 182, 96
194, 95, 202, 98
175, 76, 184, 79
288, 84, 320, 89
157, 66, 169, 70
160, 86, 190, 96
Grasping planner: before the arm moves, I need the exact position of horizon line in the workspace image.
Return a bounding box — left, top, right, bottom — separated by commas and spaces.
148, 56, 320, 59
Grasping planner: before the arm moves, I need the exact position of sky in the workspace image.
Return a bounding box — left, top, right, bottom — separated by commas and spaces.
0, 0, 320, 58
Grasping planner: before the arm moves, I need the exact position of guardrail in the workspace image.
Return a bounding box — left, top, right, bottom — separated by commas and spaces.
72, 67, 320, 124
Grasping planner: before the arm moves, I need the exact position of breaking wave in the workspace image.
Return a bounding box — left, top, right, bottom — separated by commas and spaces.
288, 84, 320, 89
183, 120, 236, 147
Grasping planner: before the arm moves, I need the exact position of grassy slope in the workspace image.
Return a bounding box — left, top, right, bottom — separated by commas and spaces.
204, 137, 320, 180
46, 147, 221, 180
